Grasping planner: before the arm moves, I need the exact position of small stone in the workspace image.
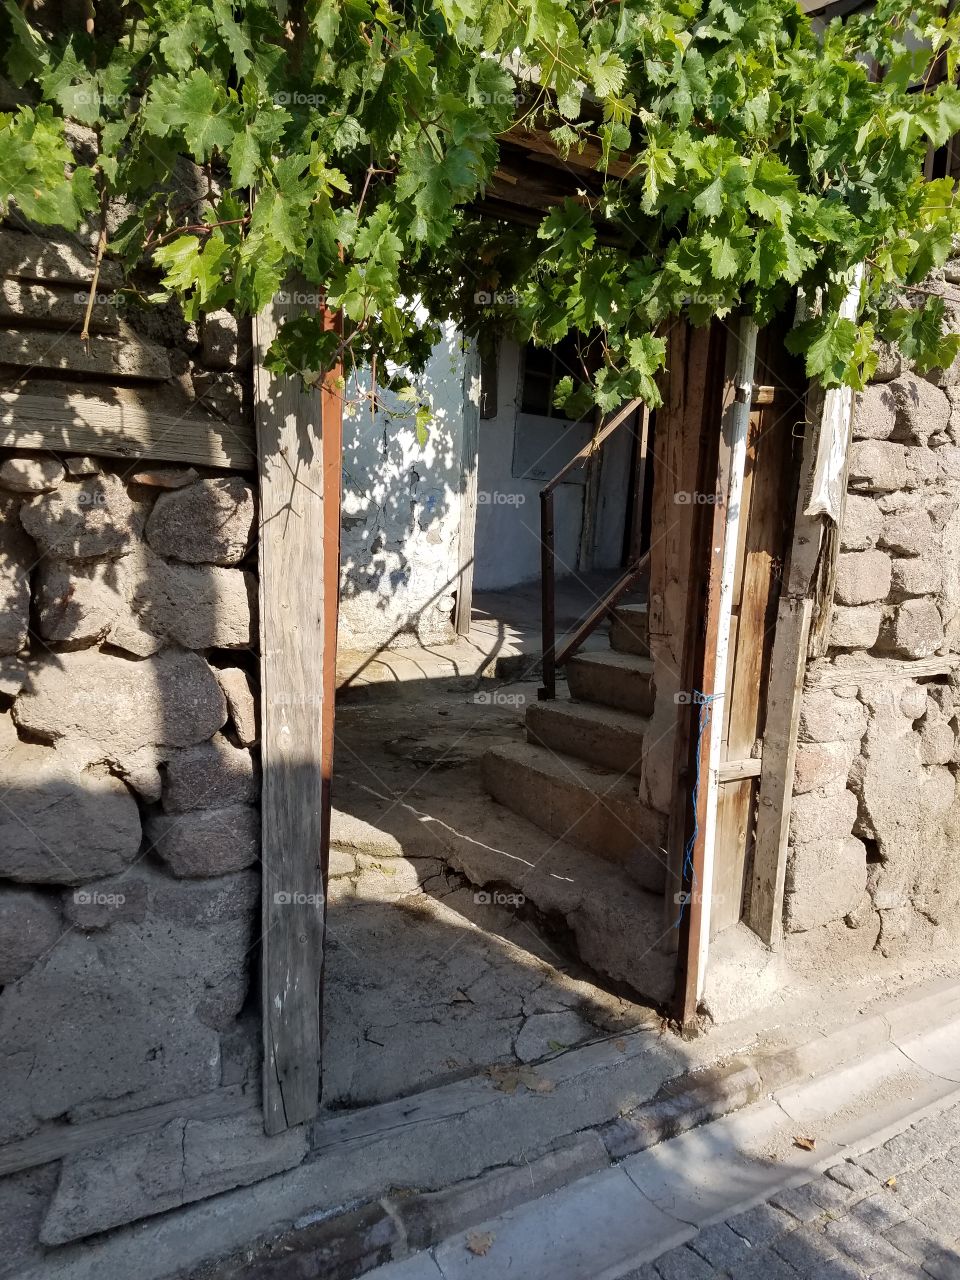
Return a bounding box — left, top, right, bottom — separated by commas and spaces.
799, 690, 868, 744
651, 1246, 715, 1280
871, 341, 905, 382
835, 550, 892, 606
146, 805, 260, 877
146, 476, 255, 565
0, 455, 64, 493
0, 886, 62, 982
880, 507, 936, 557
129, 467, 199, 489
903, 447, 939, 491
201, 310, 242, 370
852, 383, 896, 440
848, 440, 908, 493
890, 557, 942, 599
20, 473, 138, 560
830, 604, 882, 650
919, 719, 956, 766
35, 557, 124, 648
889, 372, 951, 444
64, 456, 100, 476
900, 683, 929, 719
840, 495, 883, 551
793, 741, 856, 795
215, 666, 258, 745
726, 1202, 796, 1245
880, 598, 944, 659
162, 735, 257, 813
64, 876, 148, 930
688, 1223, 753, 1271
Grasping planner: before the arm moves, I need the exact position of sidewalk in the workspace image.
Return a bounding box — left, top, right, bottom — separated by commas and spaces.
365, 984, 960, 1280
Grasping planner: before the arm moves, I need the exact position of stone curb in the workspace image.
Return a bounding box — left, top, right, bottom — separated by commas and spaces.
179, 1060, 778, 1280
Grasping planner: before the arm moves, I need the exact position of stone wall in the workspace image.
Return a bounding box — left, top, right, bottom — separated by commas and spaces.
0, 218, 273, 1269
785, 282, 960, 956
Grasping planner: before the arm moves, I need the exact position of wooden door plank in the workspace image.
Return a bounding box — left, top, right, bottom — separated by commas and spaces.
254, 292, 330, 1134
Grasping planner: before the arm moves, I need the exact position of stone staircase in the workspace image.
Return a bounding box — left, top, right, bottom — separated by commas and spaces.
481, 600, 675, 1002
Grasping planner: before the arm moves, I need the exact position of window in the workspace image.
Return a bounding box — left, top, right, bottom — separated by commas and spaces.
519, 335, 591, 421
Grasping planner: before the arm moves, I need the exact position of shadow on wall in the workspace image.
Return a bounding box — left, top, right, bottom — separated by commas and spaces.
338, 321, 470, 652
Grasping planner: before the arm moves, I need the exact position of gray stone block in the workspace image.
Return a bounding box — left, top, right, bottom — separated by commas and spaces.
836, 550, 893, 606
841, 495, 884, 551
794, 741, 857, 795
831, 604, 883, 650
0, 741, 141, 884
891, 558, 942, 599
13, 647, 227, 771
652, 1245, 716, 1279
20, 473, 139, 559
0, 886, 62, 982
849, 440, 908, 493
890, 372, 951, 444
63, 875, 149, 930
146, 477, 255, 565
0, 1163, 59, 1279
799, 691, 868, 745
880, 599, 944, 659
162, 735, 257, 813
725, 1202, 796, 1246
688, 1222, 754, 1271
852, 383, 897, 440
786, 832, 867, 933
147, 805, 260, 877
215, 665, 259, 745
881, 507, 937, 557
0, 455, 64, 492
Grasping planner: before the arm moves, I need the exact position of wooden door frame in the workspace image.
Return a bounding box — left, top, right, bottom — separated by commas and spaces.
254, 293, 341, 1134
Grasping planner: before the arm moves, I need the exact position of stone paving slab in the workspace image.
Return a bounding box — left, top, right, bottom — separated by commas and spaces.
365, 1099, 960, 1280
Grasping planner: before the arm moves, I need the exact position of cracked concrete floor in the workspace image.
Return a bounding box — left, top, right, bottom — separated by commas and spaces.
320, 675, 664, 1112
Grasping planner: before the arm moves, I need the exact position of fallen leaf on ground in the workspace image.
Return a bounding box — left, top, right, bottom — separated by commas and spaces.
466, 1230, 494, 1256
793, 1135, 816, 1151
613, 1038, 627, 1053
547, 1039, 567, 1052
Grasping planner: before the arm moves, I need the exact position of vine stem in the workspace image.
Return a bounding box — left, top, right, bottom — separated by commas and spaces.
80, 187, 109, 343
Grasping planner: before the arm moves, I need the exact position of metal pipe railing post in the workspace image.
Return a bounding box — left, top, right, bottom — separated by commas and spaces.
539, 489, 556, 699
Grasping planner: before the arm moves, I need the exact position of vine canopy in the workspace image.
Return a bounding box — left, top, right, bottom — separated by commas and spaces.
3, 0, 960, 415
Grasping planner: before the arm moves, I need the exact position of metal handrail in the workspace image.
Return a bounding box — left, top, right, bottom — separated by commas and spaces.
539, 397, 647, 700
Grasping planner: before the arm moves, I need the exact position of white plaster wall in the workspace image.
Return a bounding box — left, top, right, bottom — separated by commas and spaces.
473, 339, 632, 590
474, 340, 584, 590
338, 322, 467, 650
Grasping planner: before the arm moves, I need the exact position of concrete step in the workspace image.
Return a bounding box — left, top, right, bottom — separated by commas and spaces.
482, 741, 667, 892
565, 650, 655, 716
525, 699, 648, 778
610, 602, 650, 657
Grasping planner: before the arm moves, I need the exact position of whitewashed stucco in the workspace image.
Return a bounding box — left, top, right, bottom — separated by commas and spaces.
338, 321, 467, 650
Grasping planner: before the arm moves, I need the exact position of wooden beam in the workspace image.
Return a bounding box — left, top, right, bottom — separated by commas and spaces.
0, 387, 255, 469
807, 654, 960, 688
254, 289, 330, 1135
718, 757, 763, 782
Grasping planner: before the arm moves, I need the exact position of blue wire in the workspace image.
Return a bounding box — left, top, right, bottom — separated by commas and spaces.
674, 690, 722, 929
